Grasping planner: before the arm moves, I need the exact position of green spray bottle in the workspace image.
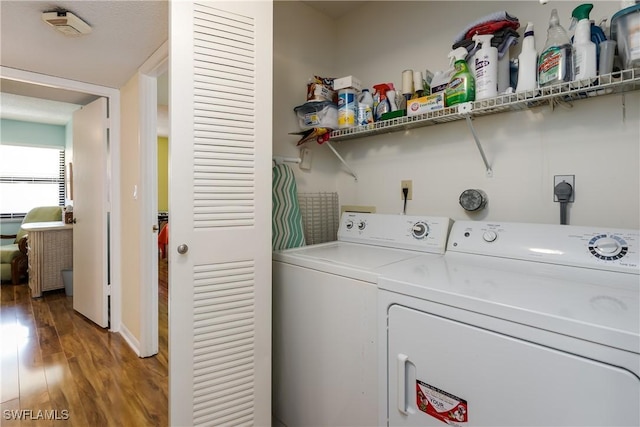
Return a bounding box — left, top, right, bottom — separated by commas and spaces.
445, 47, 475, 107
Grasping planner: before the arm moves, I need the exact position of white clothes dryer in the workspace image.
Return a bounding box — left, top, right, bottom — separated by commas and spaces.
272, 212, 452, 427
378, 220, 639, 427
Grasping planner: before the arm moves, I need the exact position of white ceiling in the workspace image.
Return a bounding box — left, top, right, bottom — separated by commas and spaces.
0, 0, 168, 124
0, 1, 364, 125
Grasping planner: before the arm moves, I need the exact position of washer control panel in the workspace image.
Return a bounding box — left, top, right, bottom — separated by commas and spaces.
448, 221, 639, 273
338, 213, 452, 254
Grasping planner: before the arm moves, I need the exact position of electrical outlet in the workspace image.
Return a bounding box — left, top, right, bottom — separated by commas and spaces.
554, 175, 575, 202
401, 180, 413, 200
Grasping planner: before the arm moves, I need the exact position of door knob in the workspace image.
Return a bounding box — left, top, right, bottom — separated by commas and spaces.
152, 225, 159, 231
177, 244, 189, 254
72, 218, 77, 224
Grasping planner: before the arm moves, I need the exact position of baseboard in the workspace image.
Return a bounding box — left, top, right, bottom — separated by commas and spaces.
119, 323, 141, 357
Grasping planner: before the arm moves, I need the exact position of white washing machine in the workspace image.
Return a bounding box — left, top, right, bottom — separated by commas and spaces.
272, 212, 452, 427
378, 220, 640, 427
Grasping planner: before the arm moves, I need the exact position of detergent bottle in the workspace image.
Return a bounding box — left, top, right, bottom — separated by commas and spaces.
570, 3, 597, 80
472, 34, 498, 100
445, 47, 475, 107
516, 22, 538, 92
538, 8, 574, 87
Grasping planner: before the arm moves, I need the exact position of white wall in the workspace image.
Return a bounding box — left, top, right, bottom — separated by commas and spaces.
120, 74, 143, 342
274, 1, 640, 229
273, 1, 344, 192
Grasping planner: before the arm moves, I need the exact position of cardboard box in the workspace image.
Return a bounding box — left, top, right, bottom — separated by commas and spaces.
333, 75, 362, 92
307, 82, 336, 103
407, 93, 445, 116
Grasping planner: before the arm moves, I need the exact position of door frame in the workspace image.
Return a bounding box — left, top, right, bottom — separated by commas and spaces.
138, 41, 168, 357
0, 65, 122, 332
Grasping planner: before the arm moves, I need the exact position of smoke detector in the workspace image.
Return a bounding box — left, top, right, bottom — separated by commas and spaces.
42, 10, 92, 36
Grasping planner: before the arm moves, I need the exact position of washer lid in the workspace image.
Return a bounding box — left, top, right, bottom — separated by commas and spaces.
273, 241, 434, 282
378, 253, 639, 353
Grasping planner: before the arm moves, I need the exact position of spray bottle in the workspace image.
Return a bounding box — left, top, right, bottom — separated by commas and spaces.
516, 22, 538, 91
570, 3, 597, 79
472, 34, 498, 99
387, 83, 399, 112
372, 83, 391, 121
445, 47, 475, 107
538, 9, 574, 87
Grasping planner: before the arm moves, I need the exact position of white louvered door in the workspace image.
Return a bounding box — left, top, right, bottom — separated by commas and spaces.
169, 2, 272, 426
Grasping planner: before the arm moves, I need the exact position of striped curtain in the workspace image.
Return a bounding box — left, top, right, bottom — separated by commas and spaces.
272, 164, 305, 250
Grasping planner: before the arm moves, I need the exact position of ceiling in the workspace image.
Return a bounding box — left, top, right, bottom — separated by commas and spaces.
0, 1, 362, 125
0, 0, 168, 124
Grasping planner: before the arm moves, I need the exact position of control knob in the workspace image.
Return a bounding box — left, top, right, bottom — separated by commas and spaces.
345, 220, 354, 230
589, 235, 627, 260
358, 221, 366, 231
412, 222, 429, 239
482, 230, 498, 242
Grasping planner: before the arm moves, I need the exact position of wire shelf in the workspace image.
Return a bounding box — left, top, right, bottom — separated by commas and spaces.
329, 68, 640, 142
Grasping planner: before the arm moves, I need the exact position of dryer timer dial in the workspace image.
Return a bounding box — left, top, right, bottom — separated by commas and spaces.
411, 222, 429, 239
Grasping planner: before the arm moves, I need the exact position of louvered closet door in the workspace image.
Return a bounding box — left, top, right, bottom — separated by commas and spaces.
169, 2, 272, 426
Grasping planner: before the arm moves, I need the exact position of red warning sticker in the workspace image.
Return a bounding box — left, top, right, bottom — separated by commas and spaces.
416, 380, 468, 426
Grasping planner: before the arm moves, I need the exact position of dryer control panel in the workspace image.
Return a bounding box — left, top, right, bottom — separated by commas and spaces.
447, 221, 640, 274
338, 213, 453, 254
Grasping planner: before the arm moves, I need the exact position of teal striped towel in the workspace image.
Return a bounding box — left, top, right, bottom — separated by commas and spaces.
272, 164, 305, 250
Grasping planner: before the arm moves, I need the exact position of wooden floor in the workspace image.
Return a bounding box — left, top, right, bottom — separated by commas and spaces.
0, 258, 168, 426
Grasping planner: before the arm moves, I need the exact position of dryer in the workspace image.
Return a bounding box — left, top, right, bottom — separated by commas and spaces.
378, 220, 639, 426
272, 212, 452, 427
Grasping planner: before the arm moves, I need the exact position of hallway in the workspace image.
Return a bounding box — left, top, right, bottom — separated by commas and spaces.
0, 259, 168, 426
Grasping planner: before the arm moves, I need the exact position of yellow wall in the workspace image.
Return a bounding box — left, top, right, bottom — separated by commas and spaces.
157, 137, 168, 211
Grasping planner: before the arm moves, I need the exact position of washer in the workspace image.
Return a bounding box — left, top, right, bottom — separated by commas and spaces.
378, 220, 640, 426
272, 212, 452, 427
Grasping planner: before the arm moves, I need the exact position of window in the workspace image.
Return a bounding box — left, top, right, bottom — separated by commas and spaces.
0, 145, 65, 218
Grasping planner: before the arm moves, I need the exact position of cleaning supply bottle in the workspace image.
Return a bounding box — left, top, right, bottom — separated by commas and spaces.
538, 8, 574, 87
570, 3, 597, 80
472, 34, 498, 100
516, 22, 538, 92
359, 89, 374, 111
431, 70, 451, 95
387, 83, 399, 112
372, 83, 391, 121
445, 47, 475, 107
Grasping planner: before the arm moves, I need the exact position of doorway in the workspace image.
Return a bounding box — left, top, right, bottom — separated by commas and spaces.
0, 69, 121, 331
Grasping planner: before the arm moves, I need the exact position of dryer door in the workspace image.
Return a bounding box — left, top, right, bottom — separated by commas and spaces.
388, 304, 639, 426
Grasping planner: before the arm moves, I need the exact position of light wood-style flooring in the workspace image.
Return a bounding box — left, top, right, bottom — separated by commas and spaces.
0, 258, 169, 426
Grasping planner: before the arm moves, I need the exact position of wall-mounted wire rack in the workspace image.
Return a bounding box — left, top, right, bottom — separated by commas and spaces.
323, 68, 640, 177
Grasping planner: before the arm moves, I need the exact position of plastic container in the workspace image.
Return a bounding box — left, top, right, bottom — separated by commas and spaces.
338, 88, 358, 129
472, 34, 498, 99
538, 9, 574, 87
445, 47, 475, 107
357, 104, 373, 126
516, 22, 538, 92
571, 4, 597, 80
599, 39, 617, 74
611, 4, 640, 69
294, 101, 338, 130
430, 70, 451, 95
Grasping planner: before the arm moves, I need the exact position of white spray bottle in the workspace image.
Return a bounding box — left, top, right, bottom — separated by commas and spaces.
516, 22, 538, 92
472, 34, 498, 100
570, 3, 597, 80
